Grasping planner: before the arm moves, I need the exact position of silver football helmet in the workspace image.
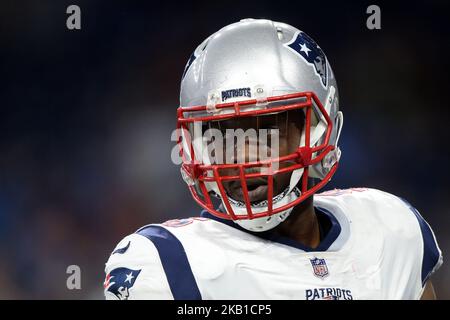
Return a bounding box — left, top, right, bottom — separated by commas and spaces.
177, 19, 343, 232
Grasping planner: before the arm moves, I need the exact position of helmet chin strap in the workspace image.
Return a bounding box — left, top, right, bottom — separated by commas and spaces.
222, 167, 303, 232
230, 186, 301, 232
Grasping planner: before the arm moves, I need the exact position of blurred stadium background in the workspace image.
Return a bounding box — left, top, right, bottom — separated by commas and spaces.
0, 0, 449, 299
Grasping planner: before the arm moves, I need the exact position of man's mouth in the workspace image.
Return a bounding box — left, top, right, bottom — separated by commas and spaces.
228, 178, 269, 203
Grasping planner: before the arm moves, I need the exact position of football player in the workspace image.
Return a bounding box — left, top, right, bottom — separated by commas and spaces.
104, 19, 442, 300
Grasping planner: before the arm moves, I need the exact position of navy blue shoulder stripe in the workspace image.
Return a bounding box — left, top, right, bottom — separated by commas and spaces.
399, 198, 441, 286
136, 225, 202, 300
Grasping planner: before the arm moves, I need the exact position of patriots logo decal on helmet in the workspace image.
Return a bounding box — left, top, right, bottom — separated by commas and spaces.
286, 31, 328, 88
104, 267, 141, 300
182, 52, 197, 80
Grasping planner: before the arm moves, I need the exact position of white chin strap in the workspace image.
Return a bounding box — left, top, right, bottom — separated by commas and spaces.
225, 185, 302, 232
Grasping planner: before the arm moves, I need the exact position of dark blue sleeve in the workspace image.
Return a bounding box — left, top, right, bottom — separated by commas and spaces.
136, 225, 202, 299
399, 198, 442, 286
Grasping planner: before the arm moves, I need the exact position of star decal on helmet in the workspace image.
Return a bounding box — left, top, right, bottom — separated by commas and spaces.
285, 31, 328, 88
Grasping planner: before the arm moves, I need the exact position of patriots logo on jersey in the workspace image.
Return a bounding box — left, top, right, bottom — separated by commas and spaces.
310, 257, 329, 279
112, 241, 130, 255
286, 31, 328, 88
104, 267, 141, 300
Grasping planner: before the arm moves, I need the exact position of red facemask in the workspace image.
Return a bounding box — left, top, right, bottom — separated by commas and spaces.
176, 91, 338, 221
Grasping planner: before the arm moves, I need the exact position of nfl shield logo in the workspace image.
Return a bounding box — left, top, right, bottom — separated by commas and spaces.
310, 258, 329, 279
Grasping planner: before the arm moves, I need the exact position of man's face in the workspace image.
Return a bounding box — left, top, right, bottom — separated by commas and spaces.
209, 109, 304, 203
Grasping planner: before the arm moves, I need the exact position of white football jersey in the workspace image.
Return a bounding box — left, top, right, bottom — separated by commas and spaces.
104, 188, 443, 300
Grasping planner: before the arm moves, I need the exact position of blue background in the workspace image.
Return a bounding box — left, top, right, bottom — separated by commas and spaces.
0, 0, 449, 298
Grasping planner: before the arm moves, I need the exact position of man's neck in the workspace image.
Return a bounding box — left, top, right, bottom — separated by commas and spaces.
274, 196, 321, 249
